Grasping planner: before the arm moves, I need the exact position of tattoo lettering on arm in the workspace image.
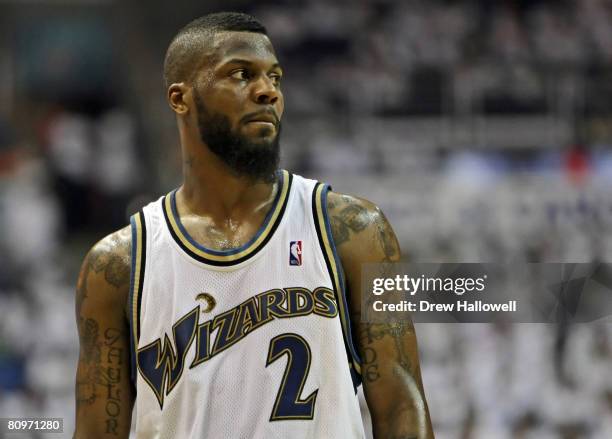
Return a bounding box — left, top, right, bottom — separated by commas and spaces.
358, 318, 431, 438
104, 328, 124, 435
75, 226, 132, 437
358, 319, 416, 380
358, 313, 382, 384
75, 322, 126, 434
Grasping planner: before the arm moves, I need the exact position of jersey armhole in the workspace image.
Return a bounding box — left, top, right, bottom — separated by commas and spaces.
128, 211, 147, 384
311, 183, 363, 388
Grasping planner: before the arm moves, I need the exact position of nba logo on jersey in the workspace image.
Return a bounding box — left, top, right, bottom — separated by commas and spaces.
289, 240, 302, 266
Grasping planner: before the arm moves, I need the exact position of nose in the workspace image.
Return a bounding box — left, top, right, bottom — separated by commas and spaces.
252, 75, 280, 106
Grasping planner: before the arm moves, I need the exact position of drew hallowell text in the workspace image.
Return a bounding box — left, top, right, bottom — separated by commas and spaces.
373, 300, 517, 313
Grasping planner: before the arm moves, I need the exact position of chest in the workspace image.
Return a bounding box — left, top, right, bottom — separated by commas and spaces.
180, 215, 267, 251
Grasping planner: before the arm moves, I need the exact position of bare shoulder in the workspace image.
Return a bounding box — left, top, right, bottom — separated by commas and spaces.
80, 225, 131, 289
76, 225, 132, 321
327, 191, 401, 263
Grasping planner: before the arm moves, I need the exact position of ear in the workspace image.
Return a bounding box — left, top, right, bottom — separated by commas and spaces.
167, 83, 190, 115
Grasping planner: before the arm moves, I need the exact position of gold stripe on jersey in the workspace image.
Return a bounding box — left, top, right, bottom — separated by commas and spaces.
313, 184, 362, 375
132, 214, 144, 342
163, 170, 291, 265
129, 211, 147, 383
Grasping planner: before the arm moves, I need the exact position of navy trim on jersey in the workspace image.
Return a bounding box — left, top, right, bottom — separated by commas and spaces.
311, 183, 362, 390
162, 170, 293, 267
320, 186, 363, 367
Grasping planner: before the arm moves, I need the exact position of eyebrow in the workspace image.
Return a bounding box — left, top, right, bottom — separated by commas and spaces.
222, 58, 282, 71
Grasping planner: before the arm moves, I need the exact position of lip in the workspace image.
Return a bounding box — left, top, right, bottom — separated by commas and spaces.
243, 112, 278, 126
247, 120, 275, 126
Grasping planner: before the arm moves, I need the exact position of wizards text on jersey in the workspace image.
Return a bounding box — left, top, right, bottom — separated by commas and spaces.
136, 286, 339, 409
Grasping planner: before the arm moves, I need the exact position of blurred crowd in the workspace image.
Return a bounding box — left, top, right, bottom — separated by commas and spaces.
419, 322, 612, 439
254, 0, 612, 115
1, 0, 612, 437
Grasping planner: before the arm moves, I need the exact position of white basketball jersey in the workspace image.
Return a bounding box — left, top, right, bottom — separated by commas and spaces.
128, 171, 366, 439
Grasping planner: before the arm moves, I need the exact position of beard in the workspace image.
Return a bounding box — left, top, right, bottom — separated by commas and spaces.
194, 92, 281, 183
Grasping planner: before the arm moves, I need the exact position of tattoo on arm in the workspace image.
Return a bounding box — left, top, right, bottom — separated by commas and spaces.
329, 195, 370, 247
374, 209, 400, 262
90, 234, 131, 288
358, 320, 415, 383
76, 228, 130, 435
328, 194, 400, 262
328, 195, 430, 437
76, 321, 125, 435
104, 328, 123, 435
359, 321, 430, 438
76, 318, 101, 406
76, 231, 130, 319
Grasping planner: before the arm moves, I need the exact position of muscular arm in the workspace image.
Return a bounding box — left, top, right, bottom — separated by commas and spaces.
74, 226, 135, 438
328, 192, 434, 439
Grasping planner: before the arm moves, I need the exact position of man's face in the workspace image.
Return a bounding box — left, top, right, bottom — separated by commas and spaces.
192, 31, 284, 182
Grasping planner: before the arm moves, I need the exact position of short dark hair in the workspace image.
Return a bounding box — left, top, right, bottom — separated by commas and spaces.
163, 12, 267, 88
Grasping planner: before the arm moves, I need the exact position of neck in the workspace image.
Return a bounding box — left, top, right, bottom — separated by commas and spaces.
177, 143, 278, 221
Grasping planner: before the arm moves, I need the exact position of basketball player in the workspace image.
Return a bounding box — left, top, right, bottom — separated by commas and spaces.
74, 12, 433, 439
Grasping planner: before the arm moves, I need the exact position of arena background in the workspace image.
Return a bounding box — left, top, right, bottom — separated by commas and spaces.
1, 0, 612, 437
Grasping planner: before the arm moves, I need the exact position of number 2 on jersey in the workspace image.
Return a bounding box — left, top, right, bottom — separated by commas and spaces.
266, 333, 319, 421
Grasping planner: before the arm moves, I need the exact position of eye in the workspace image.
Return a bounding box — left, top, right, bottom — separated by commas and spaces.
230, 69, 251, 81
269, 73, 282, 86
